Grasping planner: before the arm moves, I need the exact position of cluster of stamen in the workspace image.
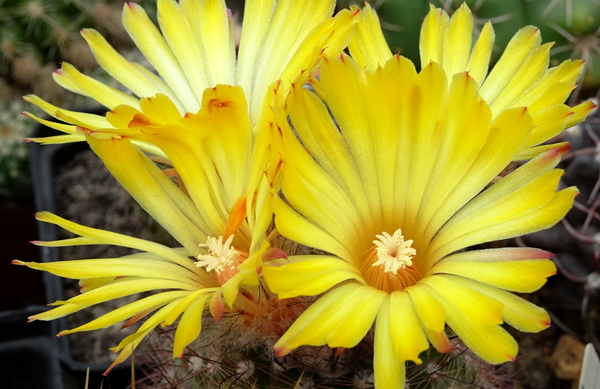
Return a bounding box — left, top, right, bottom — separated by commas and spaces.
371, 229, 416, 274
196, 235, 239, 274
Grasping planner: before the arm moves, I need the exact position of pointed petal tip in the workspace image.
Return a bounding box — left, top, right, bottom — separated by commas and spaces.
274, 345, 291, 357
11, 259, 25, 266
543, 319, 552, 328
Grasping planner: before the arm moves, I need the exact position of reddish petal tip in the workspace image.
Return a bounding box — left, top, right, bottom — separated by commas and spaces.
274, 345, 290, 357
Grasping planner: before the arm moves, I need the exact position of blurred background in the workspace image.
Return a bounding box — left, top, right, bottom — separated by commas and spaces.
0, 0, 599, 388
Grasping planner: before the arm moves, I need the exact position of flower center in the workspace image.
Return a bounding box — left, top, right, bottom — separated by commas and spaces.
361, 228, 421, 293
371, 229, 416, 274
196, 235, 240, 274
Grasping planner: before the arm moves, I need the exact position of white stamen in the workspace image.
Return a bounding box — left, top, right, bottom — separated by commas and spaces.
196, 235, 238, 274
371, 229, 416, 274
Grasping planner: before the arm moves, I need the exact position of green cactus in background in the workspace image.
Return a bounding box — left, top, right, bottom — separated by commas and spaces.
339, 0, 600, 95
0, 0, 157, 200
0, 0, 157, 103
0, 99, 31, 200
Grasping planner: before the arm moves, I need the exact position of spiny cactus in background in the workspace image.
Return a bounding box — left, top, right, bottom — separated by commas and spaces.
0, 0, 155, 201
138, 288, 513, 389
0, 0, 155, 104
339, 0, 600, 95
0, 100, 31, 200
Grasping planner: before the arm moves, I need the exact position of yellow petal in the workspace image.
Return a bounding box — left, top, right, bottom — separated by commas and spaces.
220, 240, 269, 307
480, 26, 541, 105
406, 283, 445, 333
87, 135, 209, 254
318, 54, 381, 221
411, 70, 490, 239
288, 67, 370, 224
274, 283, 386, 354
53, 62, 140, 109
435, 168, 563, 256
281, 162, 361, 253
37, 290, 187, 324
262, 255, 364, 299
566, 100, 598, 128
24, 94, 110, 129
81, 28, 180, 106
435, 186, 577, 260
239, 0, 339, 122
122, 2, 198, 112
273, 197, 351, 261
158, 0, 211, 100
431, 259, 556, 293
420, 275, 504, 328
14, 257, 201, 285
172, 292, 211, 358
106, 299, 180, 373
523, 104, 574, 150
466, 21, 494, 86
64, 277, 197, 306
441, 3, 473, 80
420, 279, 518, 364
419, 4, 449, 68
513, 59, 584, 111
388, 290, 429, 363
454, 276, 551, 333
489, 42, 552, 117
373, 295, 406, 389
34, 212, 198, 272
348, 3, 392, 71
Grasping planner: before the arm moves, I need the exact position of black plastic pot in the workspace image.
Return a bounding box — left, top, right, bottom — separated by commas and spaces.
0, 306, 63, 389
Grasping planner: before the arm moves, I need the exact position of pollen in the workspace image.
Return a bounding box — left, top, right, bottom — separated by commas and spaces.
196, 235, 239, 274
371, 229, 416, 274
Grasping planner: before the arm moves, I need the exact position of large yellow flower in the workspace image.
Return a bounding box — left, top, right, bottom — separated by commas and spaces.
350, 3, 595, 160
15, 0, 359, 373
262, 55, 582, 389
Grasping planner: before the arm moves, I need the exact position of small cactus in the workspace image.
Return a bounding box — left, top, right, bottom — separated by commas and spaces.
138, 281, 514, 389
0, 0, 156, 103
0, 100, 31, 200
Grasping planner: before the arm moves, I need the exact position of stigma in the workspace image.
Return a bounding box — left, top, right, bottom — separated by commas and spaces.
196, 235, 239, 274
371, 229, 416, 274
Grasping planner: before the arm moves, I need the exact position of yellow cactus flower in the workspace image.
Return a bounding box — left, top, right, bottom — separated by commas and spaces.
16, 0, 359, 373
349, 3, 596, 160
262, 52, 582, 388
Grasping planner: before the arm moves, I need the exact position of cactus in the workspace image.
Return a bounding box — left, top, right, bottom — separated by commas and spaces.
0, 0, 156, 103
139, 318, 514, 388
0, 99, 32, 200
135, 270, 513, 389
339, 0, 600, 94
0, 1, 157, 201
